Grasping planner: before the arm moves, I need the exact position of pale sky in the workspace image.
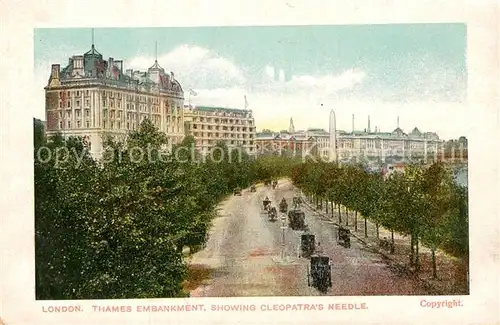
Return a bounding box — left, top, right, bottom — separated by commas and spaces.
34, 24, 468, 140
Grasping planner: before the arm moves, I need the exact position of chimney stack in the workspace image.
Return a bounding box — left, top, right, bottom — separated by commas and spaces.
368, 115, 371, 133
397, 116, 400, 128
352, 114, 355, 133
49, 64, 61, 87
50, 64, 60, 79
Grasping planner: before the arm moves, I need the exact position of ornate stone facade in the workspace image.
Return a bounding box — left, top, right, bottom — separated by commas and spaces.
44, 43, 185, 158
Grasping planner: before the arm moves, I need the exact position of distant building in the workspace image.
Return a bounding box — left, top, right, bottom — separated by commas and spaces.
336, 126, 443, 164
44, 40, 185, 158
255, 116, 444, 163
255, 118, 323, 157
302, 128, 330, 158
254, 130, 313, 157
183, 105, 256, 155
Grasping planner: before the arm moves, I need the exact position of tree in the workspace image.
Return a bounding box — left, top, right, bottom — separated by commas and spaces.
35, 129, 101, 299
384, 171, 417, 265
420, 162, 455, 278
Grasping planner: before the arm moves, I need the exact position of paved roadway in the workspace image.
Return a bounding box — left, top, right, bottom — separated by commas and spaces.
188, 179, 428, 296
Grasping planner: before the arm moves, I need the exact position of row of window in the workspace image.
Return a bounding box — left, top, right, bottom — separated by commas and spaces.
192, 124, 254, 132
58, 90, 179, 108
194, 117, 253, 125
59, 120, 91, 129
197, 140, 255, 146
60, 90, 90, 98
60, 90, 166, 103
58, 108, 182, 121
59, 110, 90, 118
192, 132, 254, 139
59, 99, 90, 108
58, 118, 183, 131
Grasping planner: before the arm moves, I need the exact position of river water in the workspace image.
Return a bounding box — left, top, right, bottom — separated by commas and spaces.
453, 167, 468, 188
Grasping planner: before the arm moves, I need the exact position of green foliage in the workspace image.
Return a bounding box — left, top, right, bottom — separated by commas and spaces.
34, 118, 298, 299
35, 115, 467, 297
290, 160, 469, 259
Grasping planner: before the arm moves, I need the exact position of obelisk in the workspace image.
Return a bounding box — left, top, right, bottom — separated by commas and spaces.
329, 109, 337, 162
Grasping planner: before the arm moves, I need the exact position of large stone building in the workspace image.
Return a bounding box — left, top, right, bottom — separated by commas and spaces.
255, 118, 314, 156
335, 126, 443, 164
183, 105, 257, 155
255, 117, 444, 163
44, 42, 185, 158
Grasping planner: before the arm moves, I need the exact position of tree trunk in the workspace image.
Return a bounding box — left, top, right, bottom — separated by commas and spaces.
410, 233, 415, 266
330, 201, 334, 218
390, 230, 395, 254
354, 211, 358, 232
337, 204, 342, 224
364, 217, 368, 237
325, 199, 329, 214
376, 223, 379, 239
415, 235, 420, 272
345, 208, 349, 226
431, 248, 437, 279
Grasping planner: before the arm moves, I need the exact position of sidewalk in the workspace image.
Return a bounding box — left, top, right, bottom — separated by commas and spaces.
299, 194, 468, 295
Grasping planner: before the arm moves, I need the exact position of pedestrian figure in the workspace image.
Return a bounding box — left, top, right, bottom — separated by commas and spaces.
315, 242, 324, 254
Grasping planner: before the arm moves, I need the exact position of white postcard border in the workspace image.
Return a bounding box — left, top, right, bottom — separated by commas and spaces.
0, 0, 498, 324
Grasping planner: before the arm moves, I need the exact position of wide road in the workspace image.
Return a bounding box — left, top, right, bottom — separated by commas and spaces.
188, 179, 428, 296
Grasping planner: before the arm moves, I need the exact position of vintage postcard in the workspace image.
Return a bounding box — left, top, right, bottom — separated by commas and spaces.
0, 1, 498, 325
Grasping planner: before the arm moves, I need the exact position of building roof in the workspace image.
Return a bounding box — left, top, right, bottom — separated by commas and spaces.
256, 127, 441, 142
50, 44, 183, 95
193, 105, 248, 114
410, 127, 422, 135
255, 132, 312, 142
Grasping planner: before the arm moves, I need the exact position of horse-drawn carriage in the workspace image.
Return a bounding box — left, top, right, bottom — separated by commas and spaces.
292, 196, 302, 209
300, 233, 315, 258
250, 184, 256, 192
337, 226, 351, 248
272, 180, 278, 189
307, 254, 332, 293
288, 209, 306, 230
263, 197, 271, 211
264, 179, 272, 186
279, 198, 288, 213
233, 187, 242, 196
268, 206, 277, 222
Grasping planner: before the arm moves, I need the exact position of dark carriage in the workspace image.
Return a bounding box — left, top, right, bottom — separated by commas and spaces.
337, 226, 351, 248
250, 184, 256, 192
288, 209, 306, 230
272, 180, 278, 189
262, 198, 271, 211
264, 179, 272, 186
233, 187, 242, 196
268, 207, 277, 222
279, 198, 288, 213
300, 233, 315, 258
292, 196, 302, 209
307, 254, 332, 293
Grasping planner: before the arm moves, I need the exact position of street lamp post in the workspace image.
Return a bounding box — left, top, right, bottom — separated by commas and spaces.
280, 214, 287, 260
